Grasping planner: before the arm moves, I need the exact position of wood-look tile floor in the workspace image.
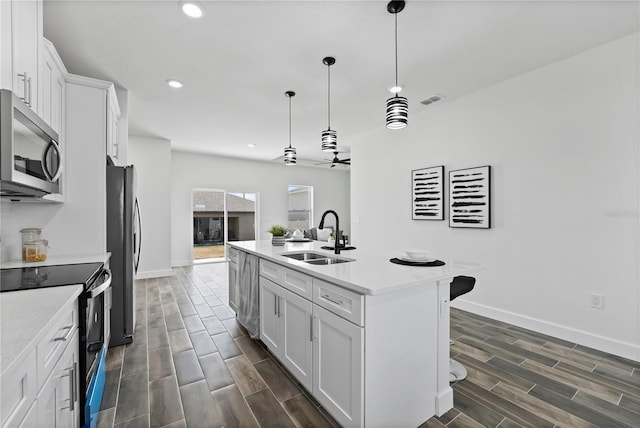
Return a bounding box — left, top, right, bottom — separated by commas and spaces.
98, 264, 640, 428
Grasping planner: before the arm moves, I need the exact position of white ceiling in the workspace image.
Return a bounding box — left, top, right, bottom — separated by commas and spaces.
43, 1, 639, 164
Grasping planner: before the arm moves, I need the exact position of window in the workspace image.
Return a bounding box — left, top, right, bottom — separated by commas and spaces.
288, 185, 313, 231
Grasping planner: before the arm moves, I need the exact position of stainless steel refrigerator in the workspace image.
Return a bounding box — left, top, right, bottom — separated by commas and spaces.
107, 160, 141, 347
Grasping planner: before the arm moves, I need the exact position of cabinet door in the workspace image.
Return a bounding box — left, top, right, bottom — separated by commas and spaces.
280, 286, 313, 390
11, 0, 40, 113
42, 42, 65, 135
259, 277, 281, 354
37, 329, 79, 428
313, 305, 363, 428
228, 261, 239, 312
106, 92, 120, 160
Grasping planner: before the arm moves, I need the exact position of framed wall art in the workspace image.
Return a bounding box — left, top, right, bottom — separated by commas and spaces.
449, 165, 491, 228
411, 165, 444, 220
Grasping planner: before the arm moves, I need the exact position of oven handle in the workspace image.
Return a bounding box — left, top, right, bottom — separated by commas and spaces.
89, 269, 112, 298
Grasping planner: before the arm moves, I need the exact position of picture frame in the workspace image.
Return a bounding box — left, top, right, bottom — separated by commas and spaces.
411, 165, 444, 220
449, 165, 491, 228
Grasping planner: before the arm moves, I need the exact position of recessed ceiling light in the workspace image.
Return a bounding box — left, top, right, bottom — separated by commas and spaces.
388, 85, 403, 94
248, 144, 256, 148
166, 79, 183, 88
180, 1, 204, 18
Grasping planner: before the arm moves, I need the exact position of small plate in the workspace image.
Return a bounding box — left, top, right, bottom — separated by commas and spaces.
398, 256, 435, 263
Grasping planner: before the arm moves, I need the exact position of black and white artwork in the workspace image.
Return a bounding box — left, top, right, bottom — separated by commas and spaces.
449, 165, 491, 228
412, 166, 444, 220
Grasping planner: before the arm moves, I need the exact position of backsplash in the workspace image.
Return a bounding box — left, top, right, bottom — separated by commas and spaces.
0, 200, 15, 263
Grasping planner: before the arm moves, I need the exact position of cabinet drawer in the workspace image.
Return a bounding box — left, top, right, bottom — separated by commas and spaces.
260, 259, 313, 300
1, 348, 37, 427
36, 302, 78, 391
313, 279, 364, 327
228, 246, 239, 264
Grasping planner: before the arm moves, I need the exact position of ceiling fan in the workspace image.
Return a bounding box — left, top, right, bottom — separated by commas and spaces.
315, 151, 351, 168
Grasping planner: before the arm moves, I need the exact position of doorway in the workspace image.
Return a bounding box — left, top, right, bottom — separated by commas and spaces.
192, 189, 257, 262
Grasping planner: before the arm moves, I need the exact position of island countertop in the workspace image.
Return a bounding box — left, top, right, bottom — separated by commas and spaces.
228, 240, 481, 295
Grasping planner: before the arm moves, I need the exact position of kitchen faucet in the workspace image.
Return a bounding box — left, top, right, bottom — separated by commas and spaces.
318, 210, 342, 255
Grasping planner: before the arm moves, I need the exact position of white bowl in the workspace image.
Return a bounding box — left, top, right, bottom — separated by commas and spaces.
291, 235, 306, 241
405, 249, 430, 260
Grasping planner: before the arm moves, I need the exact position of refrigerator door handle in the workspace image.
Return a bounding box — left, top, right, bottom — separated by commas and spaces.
134, 198, 142, 274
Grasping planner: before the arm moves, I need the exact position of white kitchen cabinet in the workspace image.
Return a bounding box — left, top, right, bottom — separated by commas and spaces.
1, 294, 79, 428
38, 39, 67, 203
313, 304, 363, 426
41, 39, 66, 136
258, 264, 361, 425
260, 276, 313, 390
259, 277, 281, 353
227, 246, 240, 312
106, 89, 121, 162
37, 329, 79, 428
0, 0, 42, 114
0, 349, 37, 427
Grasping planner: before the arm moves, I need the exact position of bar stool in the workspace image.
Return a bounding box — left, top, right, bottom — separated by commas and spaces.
450, 275, 476, 382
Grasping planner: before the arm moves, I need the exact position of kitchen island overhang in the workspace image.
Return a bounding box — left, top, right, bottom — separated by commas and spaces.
229, 240, 482, 427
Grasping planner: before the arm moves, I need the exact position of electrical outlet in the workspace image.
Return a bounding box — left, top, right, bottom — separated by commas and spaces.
590, 293, 604, 309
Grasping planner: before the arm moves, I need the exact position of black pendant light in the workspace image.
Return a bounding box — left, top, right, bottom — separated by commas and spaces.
284, 91, 297, 165
386, 1, 408, 129
321, 56, 338, 152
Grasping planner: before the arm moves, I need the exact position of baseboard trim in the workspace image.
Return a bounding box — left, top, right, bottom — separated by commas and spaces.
135, 269, 174, 279
452, 299, 640, 363
171, 260, 194, 267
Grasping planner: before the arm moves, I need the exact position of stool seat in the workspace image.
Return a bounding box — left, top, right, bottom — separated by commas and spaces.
449, 275, 476, 383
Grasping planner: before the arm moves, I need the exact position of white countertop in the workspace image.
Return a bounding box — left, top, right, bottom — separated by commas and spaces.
1, 285, 83, 376
229, 240, 481, 295
1, 252, 111, 269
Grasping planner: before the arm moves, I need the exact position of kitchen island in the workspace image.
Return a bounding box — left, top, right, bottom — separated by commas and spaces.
229, 240, 481, 427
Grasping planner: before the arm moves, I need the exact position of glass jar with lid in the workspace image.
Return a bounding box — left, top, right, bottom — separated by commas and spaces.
20, 228, 42, 261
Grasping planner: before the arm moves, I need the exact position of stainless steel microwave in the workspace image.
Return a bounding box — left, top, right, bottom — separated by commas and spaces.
1, 89, 62, 198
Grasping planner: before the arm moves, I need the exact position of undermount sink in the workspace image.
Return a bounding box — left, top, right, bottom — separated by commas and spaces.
282, 251, 354, 265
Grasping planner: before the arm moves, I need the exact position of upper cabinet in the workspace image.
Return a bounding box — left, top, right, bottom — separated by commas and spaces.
106, 88, 121, 162
0, 0, 43, 114
41, 38, 66, 136
39, 39, 67, 203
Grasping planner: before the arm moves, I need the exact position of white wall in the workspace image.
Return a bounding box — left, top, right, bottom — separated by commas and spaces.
171, 151, 350, 266
350, 34, 640, 360
128, 136, 172, 279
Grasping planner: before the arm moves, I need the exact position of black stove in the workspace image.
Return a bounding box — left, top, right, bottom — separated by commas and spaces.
0, 262, 104, 292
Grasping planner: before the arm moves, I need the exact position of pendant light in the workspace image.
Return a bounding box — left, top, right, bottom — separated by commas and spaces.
386, 1, 408, 129
321, 56, 338, 152
284, 91, 297, 165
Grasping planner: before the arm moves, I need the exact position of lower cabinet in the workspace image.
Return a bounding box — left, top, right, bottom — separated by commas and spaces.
260, 277, 313, 390
313, 305, 363, 426
0, 297, 79, 428
37, 329, 79, 427
259, 273, 363, 427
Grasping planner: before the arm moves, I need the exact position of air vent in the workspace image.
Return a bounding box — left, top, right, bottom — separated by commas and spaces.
420, 95, 445, 106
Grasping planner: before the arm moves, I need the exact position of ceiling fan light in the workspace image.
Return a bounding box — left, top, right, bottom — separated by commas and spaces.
386, 96, 408, 129
321, 129, 337, 152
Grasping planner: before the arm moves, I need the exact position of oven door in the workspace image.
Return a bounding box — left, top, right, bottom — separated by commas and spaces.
85, 269, 111, 377
83, 268, 111, 428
